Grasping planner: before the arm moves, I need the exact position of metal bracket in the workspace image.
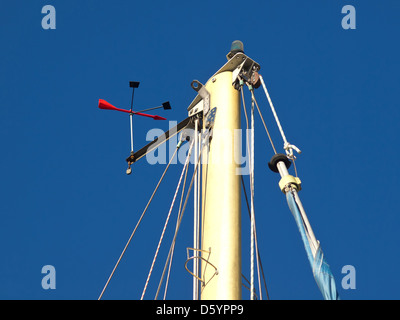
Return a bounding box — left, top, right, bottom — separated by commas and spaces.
232, 56, 261, 89
204, 107, 216, 130
188, 80, 210, 118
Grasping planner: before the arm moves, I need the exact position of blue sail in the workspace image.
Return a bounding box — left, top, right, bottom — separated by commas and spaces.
286, 191, 340, 300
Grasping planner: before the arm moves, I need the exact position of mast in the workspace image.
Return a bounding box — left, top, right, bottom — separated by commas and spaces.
101, 41, 260, 300
200, 69, 242, 300
197, 41, 260, 300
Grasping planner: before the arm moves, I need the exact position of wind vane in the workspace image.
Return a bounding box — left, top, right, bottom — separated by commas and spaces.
98, 81, 171, 175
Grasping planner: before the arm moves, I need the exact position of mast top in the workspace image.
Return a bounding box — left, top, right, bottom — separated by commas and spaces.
227, 40, 244, 60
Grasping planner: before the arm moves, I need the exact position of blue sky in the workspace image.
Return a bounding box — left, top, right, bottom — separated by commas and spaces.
1, 0, 399, 300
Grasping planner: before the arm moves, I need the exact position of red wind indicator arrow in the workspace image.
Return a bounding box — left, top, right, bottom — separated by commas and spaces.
98, 99, 167, 120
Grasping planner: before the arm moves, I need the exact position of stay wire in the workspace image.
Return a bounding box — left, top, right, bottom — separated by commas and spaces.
250, 95, 256, 300
98, 145, 180, 300
241, 84, 261, 300
141, 139, 195, 300
240, 176, 270, 300
249, 86, 277, 155
164, 136, 209, 299
154, 132, 209, 299
156, 158, 190, 300
258, 74, 301, 159
258, 75, 288, 147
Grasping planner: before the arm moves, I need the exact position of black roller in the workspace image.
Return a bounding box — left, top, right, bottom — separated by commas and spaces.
268, 153, 291, 173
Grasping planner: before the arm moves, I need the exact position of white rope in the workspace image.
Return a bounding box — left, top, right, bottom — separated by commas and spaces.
161, 181, 185, 300
153, 156, 190, 300
249, 88, 264, 300
253, 220, 263, 300
250, 98, 255, 300
159, 132, 210, 299
98, 146, 180, 300
193, 119, 200, 300
259, 75, 301, 159
160, 161, 189, 300
240, 84, 258, 300
141, 139, 195, 300
241, 175, 269, 300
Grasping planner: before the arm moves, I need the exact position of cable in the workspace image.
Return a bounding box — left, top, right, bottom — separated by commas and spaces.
259, 75, 288, 146
154, 130, 210, 299
249, 89, 277, 154
98, 145, 180, 300
241, 176, 270, 300
250, 96, 255, 300
259, 74, 301, 158
141, 139, 195, 300
241, 83, 263, 300
193, 118, 200, 300
157, 158, 190, 300
164, 135, 209, 298
240, 83, 256, 300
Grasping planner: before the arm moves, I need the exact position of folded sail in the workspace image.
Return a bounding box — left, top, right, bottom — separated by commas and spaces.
286, 190, 340, 300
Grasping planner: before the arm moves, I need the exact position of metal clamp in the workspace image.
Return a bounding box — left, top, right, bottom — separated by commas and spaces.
279, 175, 302, 193
232, 56, 261, 89
188, 80, 210, 117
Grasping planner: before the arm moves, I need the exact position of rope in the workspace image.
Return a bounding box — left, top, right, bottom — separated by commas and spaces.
193, 118, 200, 300
250, 96, 255, 300
154, 130, 210, 299
259, 75, 301, 159
241, 274, 259, 300
165, 134, 209, 298
259, 75, 288, 146
154, 154, 190, 300
98, 144, 180, 300
240, 83, 256, 300
249, 87, 277, 154
241, 82, 261, 300
241, 176, 270, 300
141, 138, 195, 300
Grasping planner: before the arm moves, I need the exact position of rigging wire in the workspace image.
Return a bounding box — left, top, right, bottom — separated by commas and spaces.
193, 118, 200, 300
98, 143, 181, 300
249, 88, 277, 155
150, 130, 210, 299
240, 83, 255, 300
258, 74, 301, 159
241, 274, 259, 300
250, 93, 255, 300
251, 95, 264, 301
156, 157, 190, 300
165, 134, 209, 298
141, 138, 195, 300
241, 175, 270, 300
240, 82, 263, 300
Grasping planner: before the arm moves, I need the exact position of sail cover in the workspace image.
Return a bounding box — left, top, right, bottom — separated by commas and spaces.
286, 190, 340, 300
